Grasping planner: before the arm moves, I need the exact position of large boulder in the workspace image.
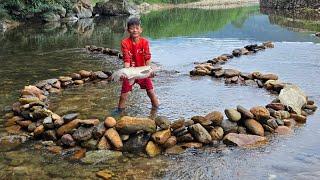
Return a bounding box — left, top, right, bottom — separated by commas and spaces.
73, 0, 93, 19
93, 0, 137, 16
188, 123, 212, 144
223, 133, 267, 147
115, 116, 156, 134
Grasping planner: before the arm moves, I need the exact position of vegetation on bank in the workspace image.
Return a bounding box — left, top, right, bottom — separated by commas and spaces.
132, 0, 199, 5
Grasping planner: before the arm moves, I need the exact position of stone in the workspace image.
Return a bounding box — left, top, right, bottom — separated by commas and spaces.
146, 141, 161, 157
214, 69, 225, 77
72, 126, 94, 141
232, 49, 242, 57
165, 145, 185, 155
238, 126, 247, 134
16, 120, 32, 128
250, 106, 270, 122
70, 148, 86, 160
123, 132, 150, 153
78, 119, 100, 126
170, 119, 185, 129
52, 81, 61, 89
188, 123, 212, 144
105, 128, 123, 150
63, 113, 79, 122
5, 125, 22, 134
245, 79, 257, 86
96, 169, 114, 180
304, 104, 317, 111
205, 111, 223, 125
240, 72, 253, 80
35, 79, 58, 88
79, 70, 91, 78
163, 136, 177, 148
177, 133, 194, 143
266, 103, 285, 111
291, 114, 307, 123
263, 124, 275, 133
191, 115, 211, 126
210, 127, 224, 140
155, 116, 171, 130
54, 117, 64, 128
267, 119, 278, 129
31, 107, 52, 119
81, 150, 122, 164
92, 123, 106, 139
256, 80, 264, 88
275, 126, 292, 135
237, 105, 254, 119
225, 109, 241, 122
71, 73, 82, 80
223, 133, 267, 147
19, 97, 41, 105
28, 123, 37, 132
43, 116, 54, 129
263, 41, 274, 48
21, 85, 44, 100
184, 120, 194, 127
278, 110, 291, 119
61, 134, 76, 147
259, 74, 278, 81
59, 76, 72, 82
151, 129, 171, 145
276, 119, 284, 126
120, 135, 129, 141
97, 136, 111, 150
74, 80, 84, 85
47, 145, 62, 154
57, 119, 80, 136
81, 139, 98, 150
34, 125, 45, 136
116, 116, 156, 134
94, 71, 109, 79
43, 130, 57, 141
224, 69, 240, 78
220, 119, 238, 134
283, 119, 296, 128
240, 48, 250, 55
104, 117, 117, 128
5, 116, 23, 127
181, 142, 203, 149
244, 119, 264, 136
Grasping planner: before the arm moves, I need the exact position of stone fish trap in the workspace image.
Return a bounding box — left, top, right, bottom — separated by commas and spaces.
1, 42, 318, 163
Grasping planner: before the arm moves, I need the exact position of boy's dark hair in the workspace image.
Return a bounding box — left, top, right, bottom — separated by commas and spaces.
127, 17, 141, 28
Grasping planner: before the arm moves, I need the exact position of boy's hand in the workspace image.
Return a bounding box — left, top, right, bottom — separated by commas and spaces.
120, 75, 127, 80
149, 72, 156, 78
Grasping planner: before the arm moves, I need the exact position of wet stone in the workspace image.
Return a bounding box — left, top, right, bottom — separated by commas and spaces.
115, 116, 156, 134
97, 136, 111, 150
237, 105, 254, 119
177, 133, 194, 143
181, 142, 203, 149
184, 120, 194, 127
61, 134, 76, 147
170, 119, 185, 130
146, 141, 161, 157
43, 116, 54, 129
266, 103, 285, 111
81, 150, 122, 164
210, 126, 224, 140
250, 106, 270, 122
244, 119, 264, 136
43, 130, 57, 141
291, 114, 307, 123
79, 70, 91, 78
188, 123, 212, 144
28, 123, 37, 132
80, 139, 98, 150
276, 119, 284, 126
165, 145, 185, 155
205, 111, 223, 126
92, 122, 106, 139
123, 132, 150, 153
163, 136, 177, 148
71, 73, 82, 80
63, 113, 79, 122
191, 115, 212, 126
105, 128, 123, 150
224, 69, 240, 78
275, 126, 292, 135
104, 117, 117, 128
152, 129, 171, 144
225, 109, 241, 122
155, 116, 171, 130
267, 119, 278, 129
223, 133, 267, 147
72, 126, 94, 141
220, 119, 238, 134
94, 71, 109, 79
214, 69, 225, 77
263, 124, 275, 133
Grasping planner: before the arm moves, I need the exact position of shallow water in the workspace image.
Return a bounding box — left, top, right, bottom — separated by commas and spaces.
1, 6, 320, 179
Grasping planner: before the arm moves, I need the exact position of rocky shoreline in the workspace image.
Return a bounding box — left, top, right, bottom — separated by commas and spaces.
0, 41, 318, 179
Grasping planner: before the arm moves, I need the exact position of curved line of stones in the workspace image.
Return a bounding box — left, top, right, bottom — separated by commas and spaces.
1, 42, 318, 161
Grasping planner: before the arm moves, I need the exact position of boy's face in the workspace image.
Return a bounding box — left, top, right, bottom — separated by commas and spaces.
127, 25, 142, 39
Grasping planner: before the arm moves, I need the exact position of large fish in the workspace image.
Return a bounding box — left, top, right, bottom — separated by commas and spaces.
111, 65, 158, 85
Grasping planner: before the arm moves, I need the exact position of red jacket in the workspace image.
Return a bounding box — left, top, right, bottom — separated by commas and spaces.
121, 37, 151, 67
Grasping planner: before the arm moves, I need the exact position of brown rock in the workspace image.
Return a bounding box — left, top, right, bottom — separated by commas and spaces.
191, 115, 211, 126
177, 133, 194, 143
237, 105, 254, 119
152, 129, 171, 145
21, 85, 44, 100
59, 76, 72, 82
97, 136, 111, 150
96, 169, 114, 180
250, 106, 270, 122
225, 109, 241, 122
74, 80, 84, 85
290, 114, 307, 123
71, 73, 82, 80
304, 104, 317, 111
70, 148, 86, 160
244, 119, 264, 136
5, 125, 22, 134
259, 74, 278, 81
214, 69, 225, 77
61, 134, 76, 147
57, 119, 80, 136
224, 69, 240, 78
266, 103, 285, 111
5, 116, 23, 127
105, 128, 123, 150
146, 141, 161, 157
210, 127, 224, 140
16, 120, 32, 128
223, 133, 267, 147
104, 117, 117, 128
184, 120, 194, 127
170, 119, 185, 130
78, 119, 100, 126
34, 125, 45, 136
283, 118, 296, 128
163, 136, 177, 148
116, 116, 156, 134
165, 145, 185, 155
180, 142, 203, 149
275, 126, 292, 135
204, 111, 223, 125
47, 146, 62, 154
188, 123, 212, 144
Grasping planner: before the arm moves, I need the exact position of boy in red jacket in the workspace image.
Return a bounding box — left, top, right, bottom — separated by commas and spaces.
118, 17, 159, 111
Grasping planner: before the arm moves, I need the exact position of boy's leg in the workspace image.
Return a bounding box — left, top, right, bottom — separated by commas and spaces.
118, 92, 129, 109
147, 89, 159, 109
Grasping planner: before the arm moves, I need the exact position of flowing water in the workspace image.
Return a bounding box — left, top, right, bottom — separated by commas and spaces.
1, 5, 320, 179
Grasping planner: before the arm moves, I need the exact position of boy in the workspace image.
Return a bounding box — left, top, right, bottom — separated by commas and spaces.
118, 17, 159, 111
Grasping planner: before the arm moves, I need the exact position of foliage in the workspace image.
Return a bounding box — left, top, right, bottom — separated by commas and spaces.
132, 0, 199, 5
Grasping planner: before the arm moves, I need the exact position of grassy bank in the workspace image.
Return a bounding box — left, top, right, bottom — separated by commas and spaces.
132, 0, 199, 5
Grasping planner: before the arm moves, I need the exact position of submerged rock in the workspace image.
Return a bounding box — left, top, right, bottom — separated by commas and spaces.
81, 150, 122, 164
123, 132, 150, 153
220, 119, 238, 134
223, 133, 267, 147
